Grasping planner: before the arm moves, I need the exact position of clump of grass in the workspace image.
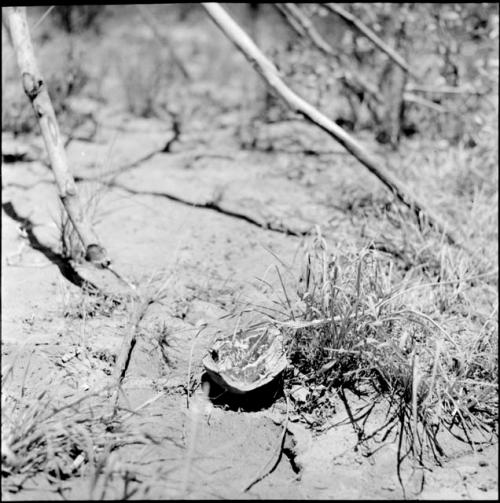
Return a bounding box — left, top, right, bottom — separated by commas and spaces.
258, 229, 497, 471
1, 359, 178, 498
60, 284, 120, 320
2, 367, 119, 494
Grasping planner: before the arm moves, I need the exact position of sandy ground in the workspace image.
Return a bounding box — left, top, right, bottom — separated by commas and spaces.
2, 5, 498, 500
2, 111, 498, 499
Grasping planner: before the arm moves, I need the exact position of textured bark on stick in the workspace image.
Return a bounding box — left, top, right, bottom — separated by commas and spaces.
202, 3, 467, 250
4, 7, 110, 268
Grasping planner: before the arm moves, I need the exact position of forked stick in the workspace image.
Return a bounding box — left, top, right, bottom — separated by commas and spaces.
4, 7, 110, 268
202, 3, 467, 250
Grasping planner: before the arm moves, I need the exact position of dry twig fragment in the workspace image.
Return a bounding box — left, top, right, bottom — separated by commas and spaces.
323, 3, 419, 80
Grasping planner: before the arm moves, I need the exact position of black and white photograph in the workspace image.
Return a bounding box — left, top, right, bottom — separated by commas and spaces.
1, 3, 498, 500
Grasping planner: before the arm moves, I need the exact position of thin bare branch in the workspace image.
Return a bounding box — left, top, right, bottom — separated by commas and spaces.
273, 3, 306, 37
280, 3, 335, 56
31, 5, 55, 32
112, 300, 147, 387
323, 3, 420, 80
403, 92, 455, 114
405, 84, 488, 96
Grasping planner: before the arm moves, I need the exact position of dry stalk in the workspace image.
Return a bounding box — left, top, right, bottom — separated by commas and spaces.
179, 384, 208, 498
403, 92, 454, 114
274, 4, 306, 37
280, 3, 334, 56
202, 3, 469, 252
405, 84, 487, 96
186, 327, 206, 409
31, 6, 55, 32
112, 298, 150, 388
323, 3, 419, 80
3, 7, 110, 268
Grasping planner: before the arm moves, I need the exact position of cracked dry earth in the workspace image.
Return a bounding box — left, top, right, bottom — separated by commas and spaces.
1, 6, 498, 497
2, 108, 498, 500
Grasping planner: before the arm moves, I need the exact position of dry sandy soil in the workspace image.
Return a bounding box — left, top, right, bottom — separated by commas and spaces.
2, 5, 498, 500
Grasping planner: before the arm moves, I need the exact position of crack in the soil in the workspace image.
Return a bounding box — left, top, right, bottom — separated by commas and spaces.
4, 138, 308, 236
3, 176, 307, 238
76, 177, 309, 237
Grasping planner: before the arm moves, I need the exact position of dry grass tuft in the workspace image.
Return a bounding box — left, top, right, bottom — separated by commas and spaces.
2, 374, 117, 492
255, 228, 497, 471
1, 364, 179, 498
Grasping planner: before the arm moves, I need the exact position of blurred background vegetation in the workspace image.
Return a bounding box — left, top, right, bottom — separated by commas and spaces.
2, 3, 498, 148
